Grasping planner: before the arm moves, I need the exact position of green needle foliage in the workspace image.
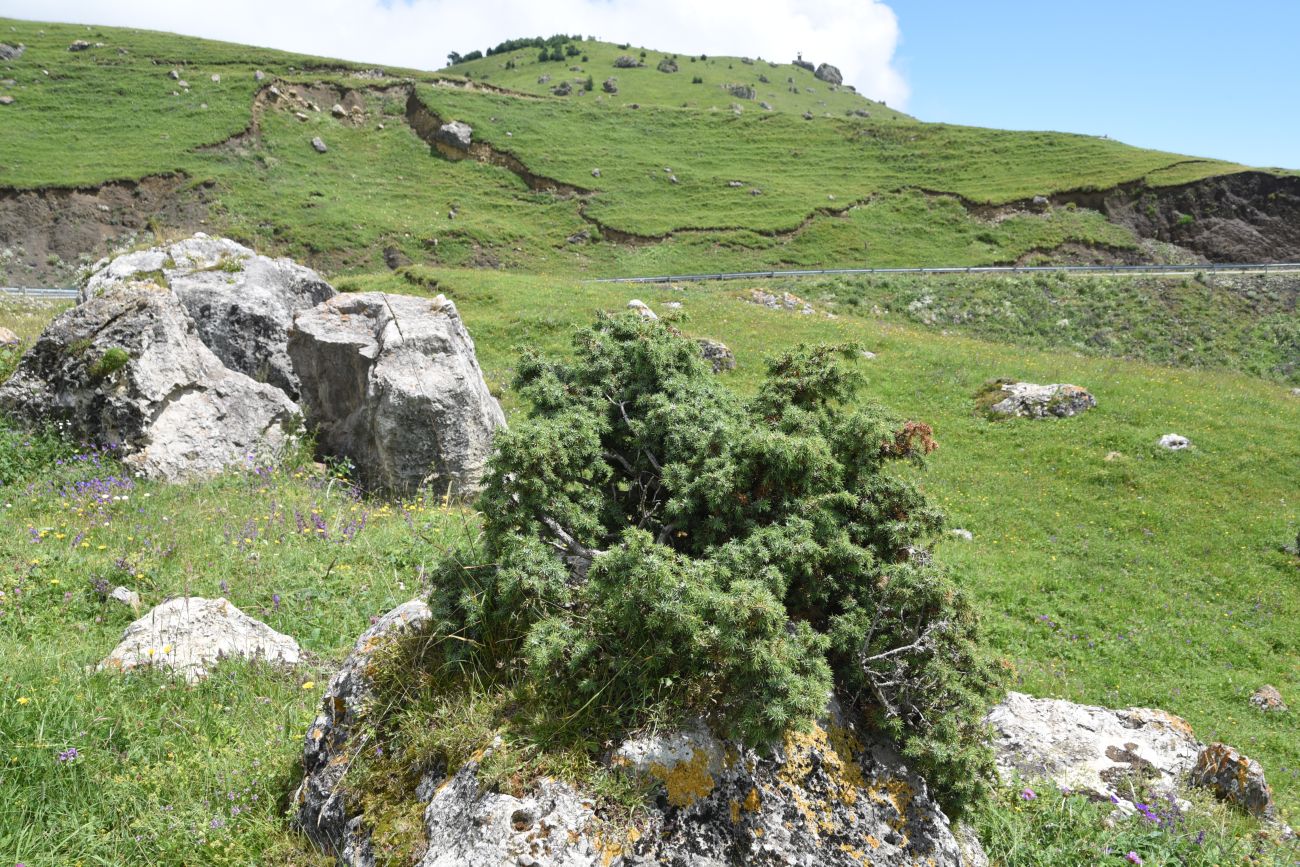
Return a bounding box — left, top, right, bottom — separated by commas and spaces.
428, 312, 1003, 811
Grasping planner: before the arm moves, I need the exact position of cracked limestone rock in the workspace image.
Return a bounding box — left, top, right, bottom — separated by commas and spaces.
0, 283, 299, 481
82, 234, 336, 399
289, 292, 505, 497
987, 382, 1096, 419
99, 597, 300, 682
295, 600, 433, 866
987, 691, 1201, 812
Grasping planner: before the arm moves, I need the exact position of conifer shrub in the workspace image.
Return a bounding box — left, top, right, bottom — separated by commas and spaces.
427, 312, 1002, 810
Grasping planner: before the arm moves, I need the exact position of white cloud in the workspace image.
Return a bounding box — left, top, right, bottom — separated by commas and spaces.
0, 0, 909, 106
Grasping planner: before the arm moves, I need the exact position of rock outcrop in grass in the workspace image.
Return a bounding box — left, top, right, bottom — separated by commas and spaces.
0, 282, 299, 481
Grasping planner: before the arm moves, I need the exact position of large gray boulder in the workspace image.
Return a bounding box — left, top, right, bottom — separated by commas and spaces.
82, 234, 336, 399
815, 63, 843, 85
99, 597, 300, 682
0, 283, 299, 481
295, 600, 433, 865
289, 292, 505, 497
0, 43, 24, 61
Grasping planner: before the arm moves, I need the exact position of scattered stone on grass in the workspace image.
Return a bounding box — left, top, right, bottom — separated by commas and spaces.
814, 62, 843, 85
1158, 433, 1191, 450
311, 136, 327, 153
109, 586, 141, 610
745, 288, 814, 314
613, 55, 643, 68
1191, 743, 1276, 819
0, 326, 18, 344
1249, 685, 1288, 714
951, 528, 974, 541
434, 120, 473, 150
0, 95, 13, 106
626, 299, 657, 320
0, 43, 25, 61
68, 40, 92, 51
984, 381, 1096, 419
657, 57, 678, 73
696, 337, 735, 372
99, 597, 300, 682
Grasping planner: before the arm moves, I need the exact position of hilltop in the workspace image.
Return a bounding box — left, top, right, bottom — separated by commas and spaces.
1, 18, 1296, 291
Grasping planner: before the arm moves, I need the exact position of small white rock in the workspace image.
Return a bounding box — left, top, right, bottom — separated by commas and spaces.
950, 529, 973, 541
109, 585, 141, 609
627, 299, 658, 320
1157, 434, 1190, 451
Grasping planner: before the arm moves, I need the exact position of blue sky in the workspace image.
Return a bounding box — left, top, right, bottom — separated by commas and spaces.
892, 1, 1297, 168
3, 0, 1295, 167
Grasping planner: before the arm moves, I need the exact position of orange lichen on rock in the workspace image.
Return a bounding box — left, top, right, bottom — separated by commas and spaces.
648, 748, 716, 807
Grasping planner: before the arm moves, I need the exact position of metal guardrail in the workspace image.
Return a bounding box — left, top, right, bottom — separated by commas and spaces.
592, 262, 1300, 285
0, 287, 79, 299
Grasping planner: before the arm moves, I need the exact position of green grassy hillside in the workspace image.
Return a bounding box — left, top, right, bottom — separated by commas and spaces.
0, 16, 1273, 288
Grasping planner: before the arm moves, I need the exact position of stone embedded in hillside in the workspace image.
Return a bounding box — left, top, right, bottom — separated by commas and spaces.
987, 691, 1201, 813
330, 102, 346, 117
793, 58, 815, 72
289, 292, 506, 497
729, 83, 756, 100
590, 167, 601, 178
814, 62, 843, 85
613, 54, 643, 68
1291, 388, 1300, 398
254, 69, 265, 81
82, 234, 336, 400
602, 77, 618, 94
168, 68, 180, 79
0, 326, 19, 345
99, 597, 300, 682
1249, 685, 1288, 714
1191, 743, 1276, 819
68, 40, 92, 52
295, 599, 432, 863
1158, 433, 1191, 450
986, 382, 1096, 419
210, 73, 220, 83
746, 288, 814, 314
656, 57, 678, 73
0, 43, 25, 61
536, 74, 550, 84
311, 136, 327, 153
696, 337, 735, 372
626, 299, 657, 320
551, 81, 572, 96
853, 108, 871, 118
0, 95, 14, 106
0, 283, 299, 482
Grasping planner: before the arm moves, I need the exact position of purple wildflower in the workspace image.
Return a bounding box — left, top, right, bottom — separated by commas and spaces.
1125, 853, 1143, 865
56, 746, 79, 763
1020, 787, 1036, 801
